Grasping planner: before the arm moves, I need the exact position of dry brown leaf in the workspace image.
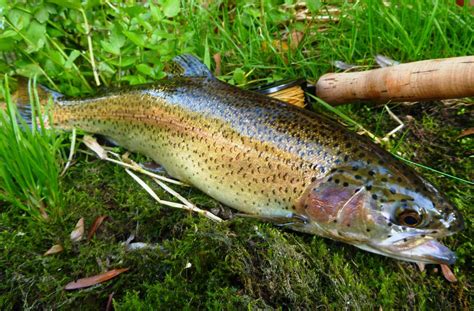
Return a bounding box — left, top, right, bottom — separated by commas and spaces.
416, 262, 425, 272
456, 0, 474, 7
87, 215, 108, 240
263, 30, 304, 54
70, 217, 85, 242
44, 244, 64, 256
288, 30, 304, 49
106, 292, 115, 311
440, 264, 457, 283
268, 40, 289, 52
457, 128, 474, 139
64, 268, 129, 290
213, 53, 221, 76
83, 135, 107, 159
39, 202, 49, 220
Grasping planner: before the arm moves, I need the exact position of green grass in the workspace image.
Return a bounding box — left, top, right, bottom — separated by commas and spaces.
0, 0, 473, 309
0, 76, 65, 220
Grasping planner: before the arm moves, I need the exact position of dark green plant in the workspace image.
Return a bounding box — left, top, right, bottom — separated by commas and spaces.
0, 0, 472, 309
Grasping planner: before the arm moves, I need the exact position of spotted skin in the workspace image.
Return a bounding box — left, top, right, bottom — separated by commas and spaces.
49, 75, 463, 264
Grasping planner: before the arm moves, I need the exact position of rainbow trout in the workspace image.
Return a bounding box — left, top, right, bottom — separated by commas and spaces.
16, 55, 463, 264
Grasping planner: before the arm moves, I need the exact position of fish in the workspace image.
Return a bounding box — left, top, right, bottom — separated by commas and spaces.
12, 54, 464, 265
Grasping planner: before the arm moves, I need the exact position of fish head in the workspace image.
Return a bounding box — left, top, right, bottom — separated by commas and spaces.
296, 158, 464, 265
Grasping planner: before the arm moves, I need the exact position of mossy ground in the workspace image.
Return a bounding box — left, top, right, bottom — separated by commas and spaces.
1, 1, 473, 309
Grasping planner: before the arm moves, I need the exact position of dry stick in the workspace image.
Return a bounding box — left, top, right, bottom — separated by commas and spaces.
126, 169, 222, 222
104, 157, 185, 186
80, 9, 101, 87
61, 128, 77, 176
153, 179, 223, 222
82, 135, 184, 185
381, 105, 404, 142
125, 169, 182, 208
316, 56, 474, 105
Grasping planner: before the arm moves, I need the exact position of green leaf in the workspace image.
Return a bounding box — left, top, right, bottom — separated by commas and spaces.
163, 0, 181, 18
155, 71, 167, 80
110, 24, 126, 48
123, 6, 146, 16
44, 59, 60, 75
48, 50, 66, 66
0, 60, 9, 72
64, 50, 81, 70
15, 63, 43, 77
101, 41, 121, 55
7, 8, 31, 30
24, 20, 47, 53
112, 55, 139, 67
306, 0, 322, 14
0, 38, 15, 51
123, 31, 146, 47
150, 4, 164, 22
136, 64, 154, 77
152, 29, 176, 40
34, 7, 51, 23
84, 0, 101, 9
0, 30, 18, 39
232, 68, 245, 85
46, 0, 81, 10
98, 62, 115, 75
121, 74, 148, 85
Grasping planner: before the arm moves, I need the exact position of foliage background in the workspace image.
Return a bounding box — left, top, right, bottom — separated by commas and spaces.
0, 0, 473, 309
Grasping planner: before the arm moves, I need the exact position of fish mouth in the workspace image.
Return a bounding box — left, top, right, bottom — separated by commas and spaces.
356, 239, 457, 265
394, 239, 457, 265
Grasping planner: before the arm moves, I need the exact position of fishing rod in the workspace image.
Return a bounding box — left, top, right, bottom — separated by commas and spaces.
253, 56, 474, 107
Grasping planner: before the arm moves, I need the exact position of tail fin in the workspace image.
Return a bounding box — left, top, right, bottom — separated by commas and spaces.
3, 77, 60, 128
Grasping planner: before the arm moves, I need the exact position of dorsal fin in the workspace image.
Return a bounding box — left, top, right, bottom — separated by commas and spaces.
169, 54, 214, 79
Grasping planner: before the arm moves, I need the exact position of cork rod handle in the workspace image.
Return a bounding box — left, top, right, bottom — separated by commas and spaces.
316, 56, 474, 105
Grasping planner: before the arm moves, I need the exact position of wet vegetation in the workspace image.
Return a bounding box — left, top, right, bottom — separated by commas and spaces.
0, 0, 473, 309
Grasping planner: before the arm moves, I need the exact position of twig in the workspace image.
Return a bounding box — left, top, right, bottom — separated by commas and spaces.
82, 135, 185, 186
80, 9, 101, 87
153, 178, 223, 222
126, 169, 222, 222
104, 157, 185, 186
381, 105, 404, 142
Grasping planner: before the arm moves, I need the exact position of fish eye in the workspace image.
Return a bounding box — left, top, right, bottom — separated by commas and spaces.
397, 210, 422, 227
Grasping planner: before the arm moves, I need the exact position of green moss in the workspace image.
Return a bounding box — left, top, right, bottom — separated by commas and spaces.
1, 0, 472, 309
